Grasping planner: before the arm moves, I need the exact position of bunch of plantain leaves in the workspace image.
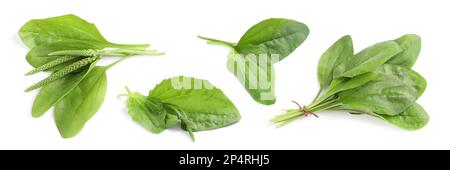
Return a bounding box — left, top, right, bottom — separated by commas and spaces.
272, 34, 429, 130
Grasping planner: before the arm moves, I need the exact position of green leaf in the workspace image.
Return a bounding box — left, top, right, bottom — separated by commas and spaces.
19, 14, 111, 49
149, 76, 241, 131
124, 91, 168, 134
387, 34, 421, 68
235, 18, 309, 62
337, 64, 427, 116
381, 103, 429, 130
199, 18, 308, 105
54, 66, 107, 138
26, 42, 93, 70
317, 35, 354, 89
31, 64, 94, 117
226, 53, 276, 105
164, 113, 179, 129
319, 72, 380, 101
19, 14, 149, 50
335, 40, 402, 78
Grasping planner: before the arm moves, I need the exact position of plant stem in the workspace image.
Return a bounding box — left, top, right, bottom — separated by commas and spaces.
198, 35, 236, 49
306, 94, 336, 111
270, 109, 302, 123
124, 86, 132, 94
105, 56, 130, 70
109, 43, 150, 50
187, 129, 195, 142
272, 111, 304, 123
312, 88, 322, 102
276, 114, 304, 128
271, 97, 340, 127
308, 98, 338, 111
103, 49, 164, 56
50, 49, 164, 58
49, 49, 97, 57
310, 103, 340, 113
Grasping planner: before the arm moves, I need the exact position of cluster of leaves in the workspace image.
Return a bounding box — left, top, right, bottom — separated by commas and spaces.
21, 14, 163, 138
272, 34, 429, 130
199, 18, 309, 105
122, 76, 241, 141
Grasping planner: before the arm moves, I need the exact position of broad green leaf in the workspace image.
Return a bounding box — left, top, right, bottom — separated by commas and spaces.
236, 18, 309, 62
26, 42, 93, 70
226, 53, 276, 105
19, 14, 148, 50
19, 14, 111, 49
149, 76, 241, 131
335, 40, 402, 78
164, 113, 179, 129
54, 66, 107, 138
31, 64, 94, 117
199, 18, 308, 105
381, 103, 429, 130
387, 34, 421, 68
125, 92, 168, 133
337, 64, 427, 115
317, 35, 354, 89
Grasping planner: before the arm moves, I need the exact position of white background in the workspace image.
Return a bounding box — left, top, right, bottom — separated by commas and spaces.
0, 0, 449, 150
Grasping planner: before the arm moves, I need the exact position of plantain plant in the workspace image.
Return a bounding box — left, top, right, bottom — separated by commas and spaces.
122, 76, 241, 141
199, 18, 309, 105
272, 34, 429, 130
21, 14, 163, 138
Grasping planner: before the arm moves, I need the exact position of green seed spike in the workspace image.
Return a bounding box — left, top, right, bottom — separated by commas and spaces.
49, 49, 98, 57
24, 56, 98, 92
25, 56, 81, 76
